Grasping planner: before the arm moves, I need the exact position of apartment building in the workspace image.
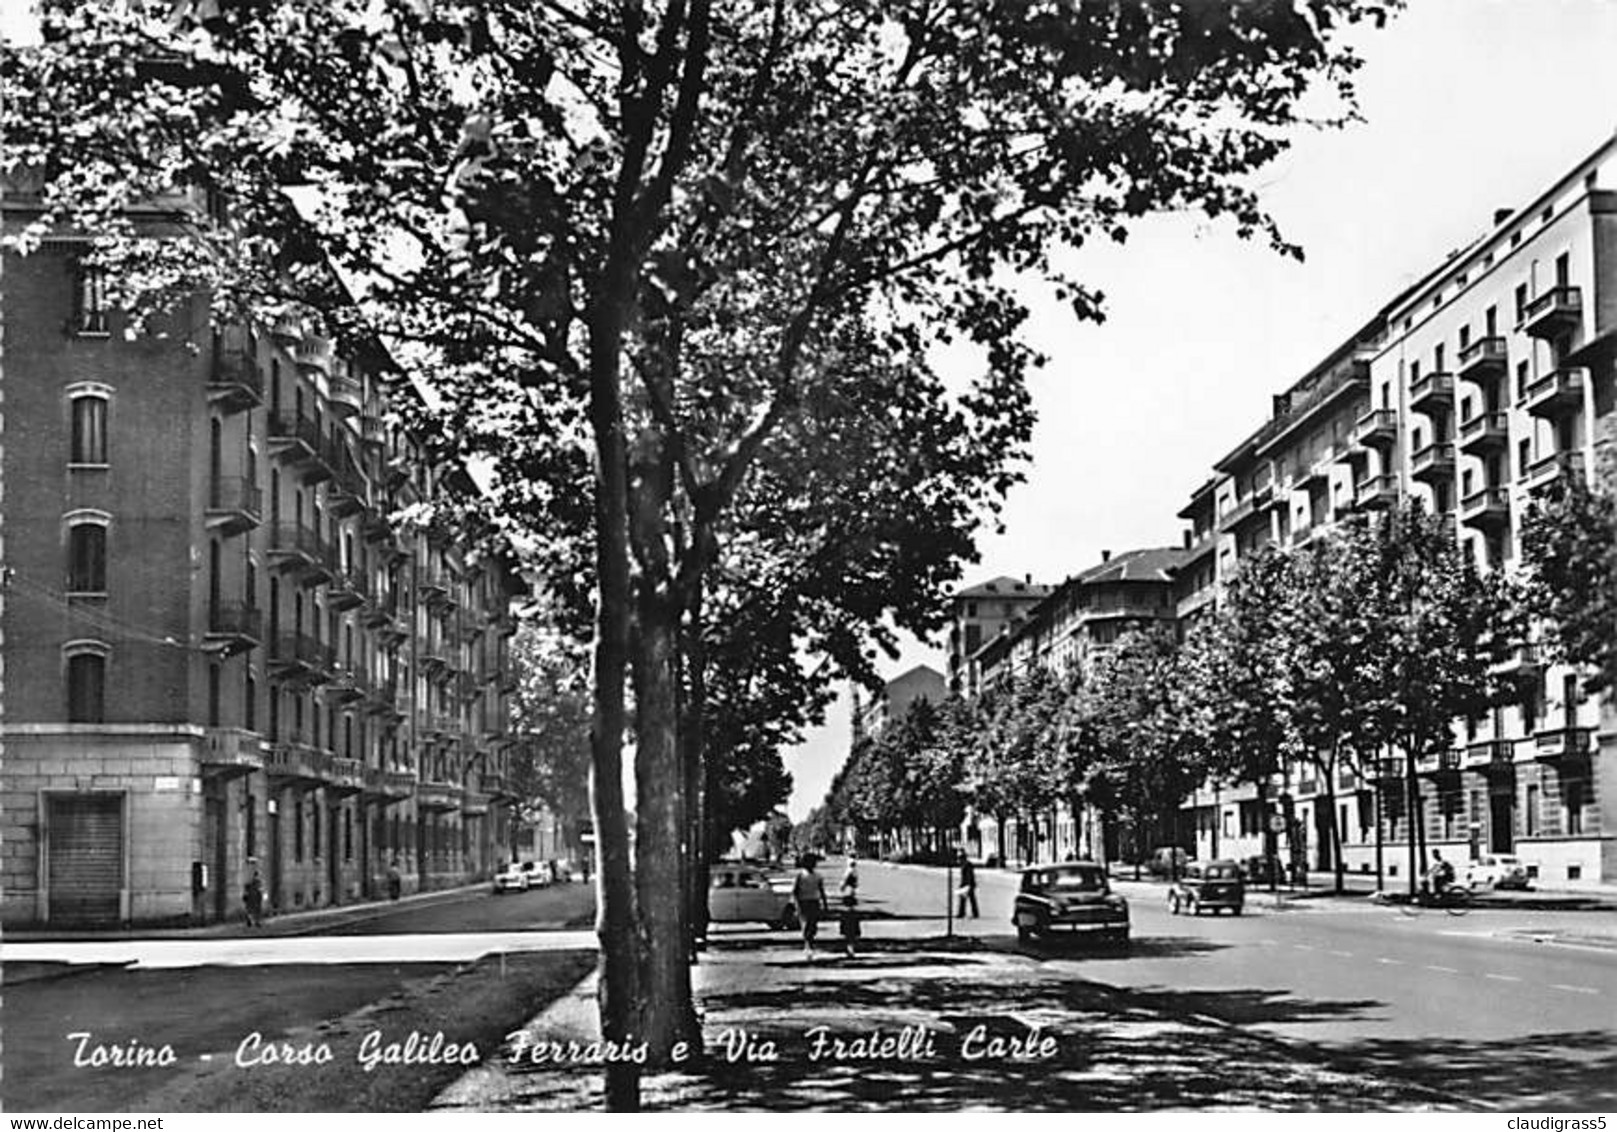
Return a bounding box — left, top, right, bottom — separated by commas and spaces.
1178, 133, 1617, 888
944, 575, 1051, 697
0, 226, 527, 927
851, 664, 947, 744
965, 547, 1187, 865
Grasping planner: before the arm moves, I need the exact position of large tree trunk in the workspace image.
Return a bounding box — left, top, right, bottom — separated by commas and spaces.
1404, 742, 1421, 897
585, 313, 641, 1111
681, 568, 711, 962
628, 425, 699, 1063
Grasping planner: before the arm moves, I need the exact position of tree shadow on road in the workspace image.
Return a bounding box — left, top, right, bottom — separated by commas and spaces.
1320, 1030, 1617, 1111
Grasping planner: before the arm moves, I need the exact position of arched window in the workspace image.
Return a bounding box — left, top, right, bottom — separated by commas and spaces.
68, 387, 110, 465
64, 511, 110, 594
64, 641, 109, 723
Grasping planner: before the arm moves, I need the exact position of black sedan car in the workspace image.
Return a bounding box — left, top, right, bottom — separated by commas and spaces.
1012, 861, 1129, 947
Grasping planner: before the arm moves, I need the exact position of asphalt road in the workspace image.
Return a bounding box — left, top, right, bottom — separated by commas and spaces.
845, 860, 1617, 1108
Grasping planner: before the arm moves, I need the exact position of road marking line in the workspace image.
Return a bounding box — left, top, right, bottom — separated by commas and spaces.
1425, 965, 1458, 973
1328, 950, 1353, 957
1376, 957, 1403, 965
1293, 944, 1315, 951
1549, 984, 1599, 995
1484, 973, 1521, 982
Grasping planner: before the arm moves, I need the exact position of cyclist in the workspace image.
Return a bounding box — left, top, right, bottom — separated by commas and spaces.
1424, 851, 1456, 899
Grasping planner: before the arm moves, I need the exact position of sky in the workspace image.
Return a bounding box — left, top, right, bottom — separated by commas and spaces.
779, 0, 1617, 820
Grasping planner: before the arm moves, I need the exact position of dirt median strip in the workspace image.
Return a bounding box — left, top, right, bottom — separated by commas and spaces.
140, 949, 597, 1112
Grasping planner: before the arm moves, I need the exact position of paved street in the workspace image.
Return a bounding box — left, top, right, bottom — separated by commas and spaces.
839, 861, 1617, 1107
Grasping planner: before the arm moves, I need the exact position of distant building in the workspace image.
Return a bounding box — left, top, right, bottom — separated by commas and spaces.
852, 664, 948, 744
945, 575, 1052, 697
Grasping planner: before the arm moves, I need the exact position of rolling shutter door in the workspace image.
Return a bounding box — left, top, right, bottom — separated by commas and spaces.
48, 795, 123, 924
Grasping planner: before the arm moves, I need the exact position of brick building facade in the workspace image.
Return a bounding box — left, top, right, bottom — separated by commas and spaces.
1, 228, 526, 927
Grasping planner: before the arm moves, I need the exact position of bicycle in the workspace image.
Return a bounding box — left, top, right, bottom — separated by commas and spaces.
1371, 886, 1472, 916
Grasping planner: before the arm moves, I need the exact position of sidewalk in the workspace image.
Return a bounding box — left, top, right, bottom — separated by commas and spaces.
1, 880, 490, 943
431, 917, 1471, 1112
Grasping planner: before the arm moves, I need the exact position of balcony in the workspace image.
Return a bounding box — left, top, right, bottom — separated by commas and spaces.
269, 312, 304, 343
294, 333, 333, 378
205, 476, 262, 536
1370, 756, 1404, 781
267, 522, 335, 585
264, 742, 330, 786
416, 781, 462, 811
1520, 286, 1582, 340
1532, 726, 1592, 762
326, 461, 367, 519
1459, 486, 1510, 530
1409, 371, 1455, 415
267, 412, 333, 483
326, 566, 367, 612
1525, 449, 1587, 495
1418, 749, 1463, 776
208, 346, 263, 414
204, 601, 263, 657
1351, 473, 1399, 512
1353, 408, 1399, 451
481, 771, 515, 802
325, 756, 365, 796
365, 679, 400, 718
268, 631, 335, 684
202, 727, 264, 779
1521, 369, 1585, 420
361, 594, 395, 629
1299, 459, 1333, 493
328, 371, 363, 419
1409, 442, 1455, 484
358, 414, 387, 452
418, 565, 455, 608
324, 667, 366, 705
1456, 336, 1508, 383
1464, 739, 1516, 770
460, 791, 490, 817
1492, 643, 1545, 679
1458, 410, 1510, 455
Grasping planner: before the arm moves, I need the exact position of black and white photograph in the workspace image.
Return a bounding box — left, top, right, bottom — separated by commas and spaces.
1, 0, 1614, 1116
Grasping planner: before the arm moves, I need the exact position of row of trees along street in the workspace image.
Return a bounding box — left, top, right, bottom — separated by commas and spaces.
7, 0, 1413, 1110
805, 484, 1616, 898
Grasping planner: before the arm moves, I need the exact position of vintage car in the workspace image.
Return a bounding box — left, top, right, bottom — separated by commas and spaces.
1012, 862, 1129, 947
1465, 854, 1532, 891
1168, 859, 1246, 916
708, 862, 798, 930
492, 860, 542, 894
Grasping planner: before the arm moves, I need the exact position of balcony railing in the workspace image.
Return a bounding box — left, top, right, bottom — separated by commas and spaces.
1410, 442, 1455, 483
1409, 371, 1455, 414
295, 333, 333, 377
264, 742, 330, 784
326, 756, 365, 795
203, 727, 265, 778
416, 781, 461, 811
1520, 286, 1582, 339
208, 347, 263, 414
1456, 336, 1508, 382
1532, 726, 1591, 761
1458, 411, 1510, 454
1353, 408, 1399, 450
329, 371, 363, 418
269, 631, 335, 682
1525, 449, 1586, 495
1351, 473, 1399, 511
1464, 739, 1515, 769
1459, 486, 1510, 529
205, 476, 263, 536
268, 522, 335, 585
1521, 369, 1585, 420
204, 601, 263, 656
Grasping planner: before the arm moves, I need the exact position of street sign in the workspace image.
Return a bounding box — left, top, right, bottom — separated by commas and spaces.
1268, 814, 1288, 833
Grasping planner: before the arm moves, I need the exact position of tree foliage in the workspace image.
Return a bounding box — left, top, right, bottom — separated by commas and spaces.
1522, 476, 1617, 695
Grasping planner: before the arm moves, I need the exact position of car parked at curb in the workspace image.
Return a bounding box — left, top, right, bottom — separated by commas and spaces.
1465, 854, 1531, 891
708, 862, 798, 930
492, 860, 541, 894
1168, 859, 1245, 916
1013, 861, 1129, 947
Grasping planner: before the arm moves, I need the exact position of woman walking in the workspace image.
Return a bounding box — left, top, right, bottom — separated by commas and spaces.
792, 854, 828, 961
838, 860, 861, 958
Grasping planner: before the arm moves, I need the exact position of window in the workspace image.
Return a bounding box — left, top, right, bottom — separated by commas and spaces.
1526, 784, 1539, 836
66, 517, 108, 594
1485, 306, 1497, 336
69, 392, 108, 465
294, 797, 304, 861
72, 259, 108, 334
1515, 283, 1528, 322
1518, 439, 1532, 479
65, 646, 107, 722
1459, 325, 1471, 351
1434, 343, 1445, 371
1516, 361, 1530, 401
1555, 252, 1570, 287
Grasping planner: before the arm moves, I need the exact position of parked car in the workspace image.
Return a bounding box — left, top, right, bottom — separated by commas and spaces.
1146, 846, 1188, 878
492, 861, 539, 894
1012, 861, 1129, 947
708, 862, 798, 930
1465, 854, 1531, 891
1168, 859, 1246, 916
